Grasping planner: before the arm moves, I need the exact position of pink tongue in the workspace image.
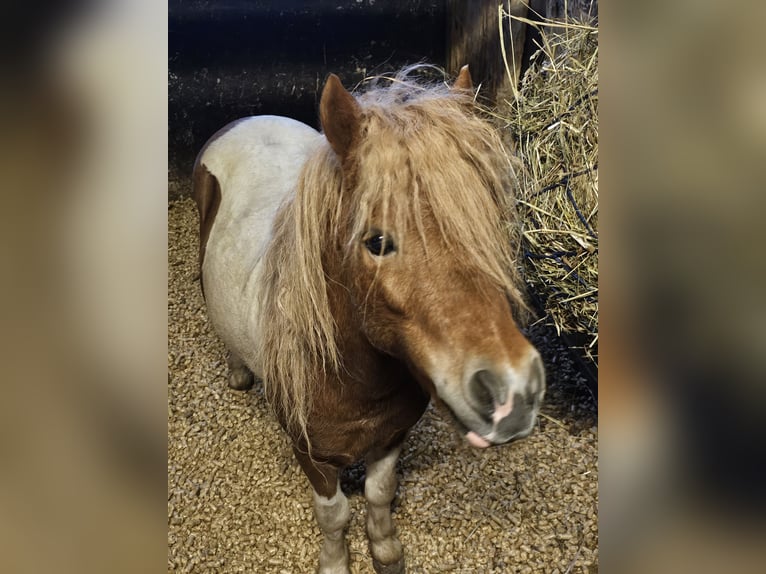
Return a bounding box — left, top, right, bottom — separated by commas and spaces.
466, 431, 491, 448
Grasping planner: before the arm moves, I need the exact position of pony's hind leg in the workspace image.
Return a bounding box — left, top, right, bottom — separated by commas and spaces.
365, 445, 405, 574
226, 351, 254, 391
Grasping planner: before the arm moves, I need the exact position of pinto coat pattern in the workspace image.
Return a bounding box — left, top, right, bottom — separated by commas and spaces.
193, 66, 545, 574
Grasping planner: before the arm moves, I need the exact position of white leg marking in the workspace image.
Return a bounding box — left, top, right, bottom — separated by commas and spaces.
313, 481, 351, 574
365, 446, 405, 571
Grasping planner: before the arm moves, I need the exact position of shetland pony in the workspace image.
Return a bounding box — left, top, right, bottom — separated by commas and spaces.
193, 66, 545, 574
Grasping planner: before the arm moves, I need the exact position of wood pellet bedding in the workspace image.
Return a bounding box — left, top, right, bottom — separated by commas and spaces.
168, 197, 598, 573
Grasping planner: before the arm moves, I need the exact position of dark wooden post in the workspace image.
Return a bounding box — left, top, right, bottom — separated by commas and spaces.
543, 0, 598, 20
446, 0, 529, 103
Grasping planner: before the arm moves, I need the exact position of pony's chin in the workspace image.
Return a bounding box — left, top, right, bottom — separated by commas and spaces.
438, 397, 495, 448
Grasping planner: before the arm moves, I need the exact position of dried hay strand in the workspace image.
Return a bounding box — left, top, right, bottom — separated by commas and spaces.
499, 17, 598, 367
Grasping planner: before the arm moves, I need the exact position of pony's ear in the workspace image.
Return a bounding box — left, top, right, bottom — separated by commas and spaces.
452, 65, 473, 92
320, 73, 361, 159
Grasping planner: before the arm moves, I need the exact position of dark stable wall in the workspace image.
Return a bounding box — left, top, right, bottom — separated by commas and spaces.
169, 0, 446, 192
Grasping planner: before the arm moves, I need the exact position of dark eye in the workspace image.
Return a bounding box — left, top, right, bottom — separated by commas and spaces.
364, 233, 396, 256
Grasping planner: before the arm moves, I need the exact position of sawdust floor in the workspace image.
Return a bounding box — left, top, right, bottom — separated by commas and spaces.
168, 197, 598, 573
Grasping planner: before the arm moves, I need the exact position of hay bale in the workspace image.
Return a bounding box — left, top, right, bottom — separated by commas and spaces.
500, 20, 599, 367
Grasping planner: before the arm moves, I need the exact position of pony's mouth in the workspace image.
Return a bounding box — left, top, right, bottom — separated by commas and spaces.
438, 395, 537, 449
439, 400, 495, 449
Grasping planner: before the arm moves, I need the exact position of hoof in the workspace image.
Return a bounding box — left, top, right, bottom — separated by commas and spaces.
372, 556, 405, 574
227, 369, 254, 391
317, 548, 350, 574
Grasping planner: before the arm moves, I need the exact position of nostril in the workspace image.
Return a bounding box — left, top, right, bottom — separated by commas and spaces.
468, 370, 493, 411
469, 369, 508, 412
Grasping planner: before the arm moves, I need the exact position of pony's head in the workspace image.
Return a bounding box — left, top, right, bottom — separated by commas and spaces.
318, 68, 545, 447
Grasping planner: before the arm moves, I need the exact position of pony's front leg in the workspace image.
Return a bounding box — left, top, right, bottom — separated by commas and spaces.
294, 450, 351, 574
365, 445, 405, 574
313, 481, 351, 574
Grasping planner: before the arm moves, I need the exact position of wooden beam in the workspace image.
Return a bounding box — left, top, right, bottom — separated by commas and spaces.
447, 0, 529, 103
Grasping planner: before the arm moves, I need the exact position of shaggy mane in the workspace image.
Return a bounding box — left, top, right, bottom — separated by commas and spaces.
256, 68, 525, 444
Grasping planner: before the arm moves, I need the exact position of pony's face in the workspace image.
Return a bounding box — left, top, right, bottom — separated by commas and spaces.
320, 71, 545, 447
350, 219, 545, 448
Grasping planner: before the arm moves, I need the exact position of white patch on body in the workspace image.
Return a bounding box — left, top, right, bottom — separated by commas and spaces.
199, 116, 322, 371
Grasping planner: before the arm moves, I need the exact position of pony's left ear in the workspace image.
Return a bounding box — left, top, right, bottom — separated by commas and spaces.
452, 65, 474, 92
320, 73, 361, 159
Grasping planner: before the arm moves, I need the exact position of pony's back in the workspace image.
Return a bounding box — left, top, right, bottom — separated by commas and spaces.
193, 115, 321, 370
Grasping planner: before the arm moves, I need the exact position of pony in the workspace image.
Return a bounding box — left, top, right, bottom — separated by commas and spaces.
193, 66, 545, 574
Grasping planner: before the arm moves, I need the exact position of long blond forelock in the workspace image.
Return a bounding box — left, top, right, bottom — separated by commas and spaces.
256, 75, 527, 446
351, 84, 526, 301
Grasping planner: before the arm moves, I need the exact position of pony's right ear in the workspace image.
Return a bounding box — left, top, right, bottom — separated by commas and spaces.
452, 65, 474, 92
320, 73, 361, 159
